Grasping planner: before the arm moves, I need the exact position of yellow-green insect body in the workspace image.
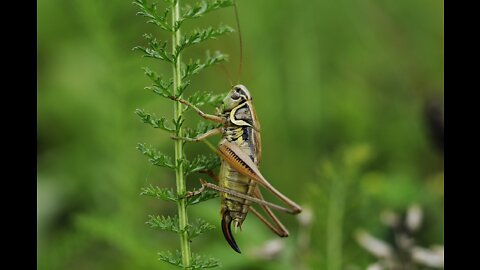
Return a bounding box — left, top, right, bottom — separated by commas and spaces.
218, 86, 261, 252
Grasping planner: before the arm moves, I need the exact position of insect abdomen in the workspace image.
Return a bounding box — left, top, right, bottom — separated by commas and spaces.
219, 162, 256, 220
219, 126, 258, 253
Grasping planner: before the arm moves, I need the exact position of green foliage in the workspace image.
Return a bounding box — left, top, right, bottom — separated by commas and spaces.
181, 51, 228, 79
142, 67, 173, 98
176, 0, 234, 30
184, 154, 221, 176
159, 250, 221, 269
187, 91, 225, 108
187, 218, 216, 240
175, 26, 234, 58
134, 0, 233, 268
147, 215, 180, 233
134, 34, 173, 62
189, 253, 222, 269
158, 250, 184, 268
135, 109, 176, 132
133, 0, 172, 31
137, 143, 176, 169
141, 185, 178, 202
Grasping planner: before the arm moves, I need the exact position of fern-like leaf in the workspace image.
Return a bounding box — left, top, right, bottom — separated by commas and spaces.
182, 51, 228, 79
147, 215, 180, 233
133, 34, 173, 63
141, 185, 178, 202
158, 250, 184, 268
187, 91, 225, 108
188, 218, 215, 240
190, 253, 222, 269
133, 0, 172, 31
175, 26, 234, 58
184, 154, 221, 176
137, 143, 176, 169
142, 67, 173, 98
136, 109, 176, 132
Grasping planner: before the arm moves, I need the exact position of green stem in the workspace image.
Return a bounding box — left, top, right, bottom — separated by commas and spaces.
172, 0, 191, 268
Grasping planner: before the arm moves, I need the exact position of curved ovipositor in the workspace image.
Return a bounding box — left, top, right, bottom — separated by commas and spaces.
221, 211, 241, 253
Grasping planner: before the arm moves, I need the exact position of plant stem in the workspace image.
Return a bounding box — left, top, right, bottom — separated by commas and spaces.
172, 0, 191, 268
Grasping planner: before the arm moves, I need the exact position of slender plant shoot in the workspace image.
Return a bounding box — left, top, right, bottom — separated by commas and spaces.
134, 0, 235, 268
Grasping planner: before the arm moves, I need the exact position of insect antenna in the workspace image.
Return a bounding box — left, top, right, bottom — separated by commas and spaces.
219, 63, 234, 87
233, 0, 243, 84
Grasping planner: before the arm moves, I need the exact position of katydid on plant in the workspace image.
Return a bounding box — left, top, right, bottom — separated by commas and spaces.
171, 1, 302, 254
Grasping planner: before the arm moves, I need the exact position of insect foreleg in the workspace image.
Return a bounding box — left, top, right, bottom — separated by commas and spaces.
171, 97, 225, 123
173, 127, 223, 142
186, 179, 209, 197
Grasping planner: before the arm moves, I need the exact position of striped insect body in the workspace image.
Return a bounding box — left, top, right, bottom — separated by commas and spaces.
174, 85, 302, 253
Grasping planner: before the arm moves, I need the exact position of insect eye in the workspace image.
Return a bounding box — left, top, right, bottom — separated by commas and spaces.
231, 91, 241, 100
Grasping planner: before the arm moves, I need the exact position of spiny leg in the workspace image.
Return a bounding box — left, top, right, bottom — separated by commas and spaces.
249, 206, 289, 237
187, 179, 297, 214
250, 187, 290, 237
170, 97, 225, 124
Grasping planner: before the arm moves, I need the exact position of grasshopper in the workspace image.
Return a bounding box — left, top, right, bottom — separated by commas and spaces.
172, 85, 302, 253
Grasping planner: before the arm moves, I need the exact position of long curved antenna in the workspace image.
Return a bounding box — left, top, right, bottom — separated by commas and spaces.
233, 0, 243, 84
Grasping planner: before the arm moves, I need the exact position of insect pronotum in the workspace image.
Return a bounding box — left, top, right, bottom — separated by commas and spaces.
171, 2, 302, 253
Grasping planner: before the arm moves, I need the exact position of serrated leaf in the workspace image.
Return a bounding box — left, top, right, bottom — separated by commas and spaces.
136, 109, 176, 132
188, 218, 215, 240
133, 0, 172, 31
141, 185, 177, 202
158, 250, 221, 269
143, 67, 173, 98
187, 91, 225, 108
187, 189, 219, 206
137, 143, 176, 169
190, 253, 222, 269
147, 215, 180, 233
176, 0, 235, 30
158, 250, 183, 268
175, 26, 234, 57
134, 34, 173, 63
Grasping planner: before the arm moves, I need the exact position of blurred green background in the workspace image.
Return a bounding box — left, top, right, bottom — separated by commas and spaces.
37, 0, 443, 269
